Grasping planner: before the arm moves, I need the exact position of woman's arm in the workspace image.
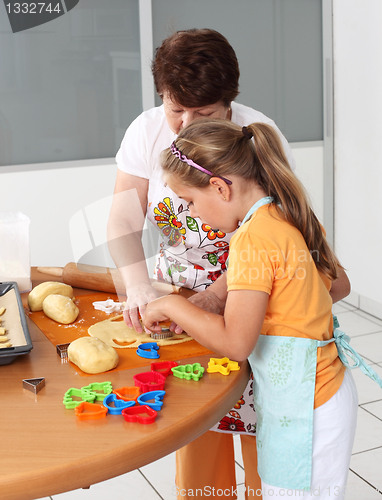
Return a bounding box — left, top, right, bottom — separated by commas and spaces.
107, 170, 158, 331
143, 289, 269, 361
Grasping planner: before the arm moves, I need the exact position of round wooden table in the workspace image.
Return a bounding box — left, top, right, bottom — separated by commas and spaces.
0, 270, 250, 500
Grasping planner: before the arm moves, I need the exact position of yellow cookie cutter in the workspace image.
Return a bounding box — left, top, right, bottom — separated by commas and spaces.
207, 357, 240, 376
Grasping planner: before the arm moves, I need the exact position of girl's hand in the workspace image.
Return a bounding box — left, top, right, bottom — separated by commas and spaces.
142, 296, 172, 333
170, 290, 224, 334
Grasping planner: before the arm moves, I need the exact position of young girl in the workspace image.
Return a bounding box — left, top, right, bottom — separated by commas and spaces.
142, 118, 359, 499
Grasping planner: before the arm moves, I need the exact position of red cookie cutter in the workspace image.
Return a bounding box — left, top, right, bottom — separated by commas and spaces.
151, 360, 179, 378
133, 371, 166, 393
121, 404, 158, 424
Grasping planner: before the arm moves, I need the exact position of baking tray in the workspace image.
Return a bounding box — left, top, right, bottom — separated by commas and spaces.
0, 281, 33, 365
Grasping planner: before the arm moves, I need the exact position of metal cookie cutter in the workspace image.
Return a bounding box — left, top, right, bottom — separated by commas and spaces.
81, 382, 113, 401
121, 405, 158, 424
103, 394, 136, 415
172, 363, 205, 381
136, 342, 160, 359
151, 360, 178, 378
150, 325, 174, 340
133, 371, 166, 393
75, 402, 108, 420
207, 357, 240, 376
92, 299, 124, 314
23, 378, 45, 394
137, 390, 165, 411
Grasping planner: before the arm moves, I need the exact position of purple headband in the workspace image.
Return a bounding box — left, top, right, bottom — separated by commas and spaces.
170, 141, 232, 185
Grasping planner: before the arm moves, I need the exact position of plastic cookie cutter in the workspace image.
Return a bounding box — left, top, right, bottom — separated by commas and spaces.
92, 299, 124, 314
207, 357, 240, 376
103, 393, 136, 415
133, 371, 166, 393
80, 382, 113, 401
75, 402, 108, 420
136, 342, 160, 359
121, 405, 158, 424
137, 390, 165, 411
63, 388, 97, 409
171, 363, 205, 382
113, 386, 141, 402
151, 360, 179, 378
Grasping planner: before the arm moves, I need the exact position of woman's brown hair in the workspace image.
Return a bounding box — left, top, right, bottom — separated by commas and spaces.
161, 118, 342, 280
152, 29, 240, 108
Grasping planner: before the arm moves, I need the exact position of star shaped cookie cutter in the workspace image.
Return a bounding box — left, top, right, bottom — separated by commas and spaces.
207, 357, 240, 376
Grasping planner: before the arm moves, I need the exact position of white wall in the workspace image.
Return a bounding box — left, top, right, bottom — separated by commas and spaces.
1, 159, 117, 267
333, 0, 382, 318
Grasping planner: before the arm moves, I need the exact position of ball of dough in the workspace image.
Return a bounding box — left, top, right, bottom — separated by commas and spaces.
42, 294, 79, 324
68, 337, 119, 374
28, 282, 74, 312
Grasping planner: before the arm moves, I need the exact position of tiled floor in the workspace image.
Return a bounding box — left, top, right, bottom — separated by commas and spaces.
39, 301, 382, 500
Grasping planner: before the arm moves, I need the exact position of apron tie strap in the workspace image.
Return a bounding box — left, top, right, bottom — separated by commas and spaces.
319, 317, 382, 388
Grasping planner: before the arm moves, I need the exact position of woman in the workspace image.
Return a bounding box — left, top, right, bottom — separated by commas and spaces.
107, 28, 295, 500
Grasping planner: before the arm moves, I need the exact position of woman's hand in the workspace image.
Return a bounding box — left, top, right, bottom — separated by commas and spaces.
170, 290, 224, 334
123, 283, 159, 332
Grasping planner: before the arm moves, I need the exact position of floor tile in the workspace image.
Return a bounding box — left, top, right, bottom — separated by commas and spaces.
350, 447, 382, 495
52, 469, 161, 500
139, 453, 176, 500
349, 331, 382, 364
351, 364, 382, 405
332, 302, 352, 315
345, 470, 382, 499
352, 407, 382, 454
353, 310, 382, 328
334, 311, 382, 338
361, 400, 382, 421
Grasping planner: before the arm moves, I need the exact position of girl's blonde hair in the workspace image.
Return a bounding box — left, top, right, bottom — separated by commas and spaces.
161, 118, 342, 280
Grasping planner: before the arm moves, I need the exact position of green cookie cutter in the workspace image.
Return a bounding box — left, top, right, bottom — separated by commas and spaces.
171, 363, 205, 381
80, 382, 113, 401
63, 387, 97, 409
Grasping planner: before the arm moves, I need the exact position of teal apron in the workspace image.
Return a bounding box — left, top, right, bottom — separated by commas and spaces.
239, 198, 382, 490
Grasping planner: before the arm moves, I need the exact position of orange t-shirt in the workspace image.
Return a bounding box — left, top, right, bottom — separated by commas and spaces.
227, 204, 345, 408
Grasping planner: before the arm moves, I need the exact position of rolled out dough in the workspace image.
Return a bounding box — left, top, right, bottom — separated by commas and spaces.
88, 314, 192, 349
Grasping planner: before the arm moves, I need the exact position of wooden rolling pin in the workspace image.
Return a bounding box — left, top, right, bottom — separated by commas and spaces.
36, 262, 181, 296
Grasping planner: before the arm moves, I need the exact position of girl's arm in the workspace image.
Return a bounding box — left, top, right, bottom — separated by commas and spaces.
330, 267, 351, 304
143, 289, 269, 361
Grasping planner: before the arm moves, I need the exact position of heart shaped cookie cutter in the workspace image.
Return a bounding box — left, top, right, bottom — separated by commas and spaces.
151, 360, 179, 378
121, 405, 158, 424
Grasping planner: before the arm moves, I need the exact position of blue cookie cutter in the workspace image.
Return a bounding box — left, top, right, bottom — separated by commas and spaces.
137, 390, 166, 411
103, 393, 136, 415
136, 342, 160, 359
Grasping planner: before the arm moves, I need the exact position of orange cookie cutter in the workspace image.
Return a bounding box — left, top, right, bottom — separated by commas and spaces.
74, 402, 108, 420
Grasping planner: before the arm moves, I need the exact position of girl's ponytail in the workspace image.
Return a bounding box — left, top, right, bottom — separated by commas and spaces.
246, 122, 342, 281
